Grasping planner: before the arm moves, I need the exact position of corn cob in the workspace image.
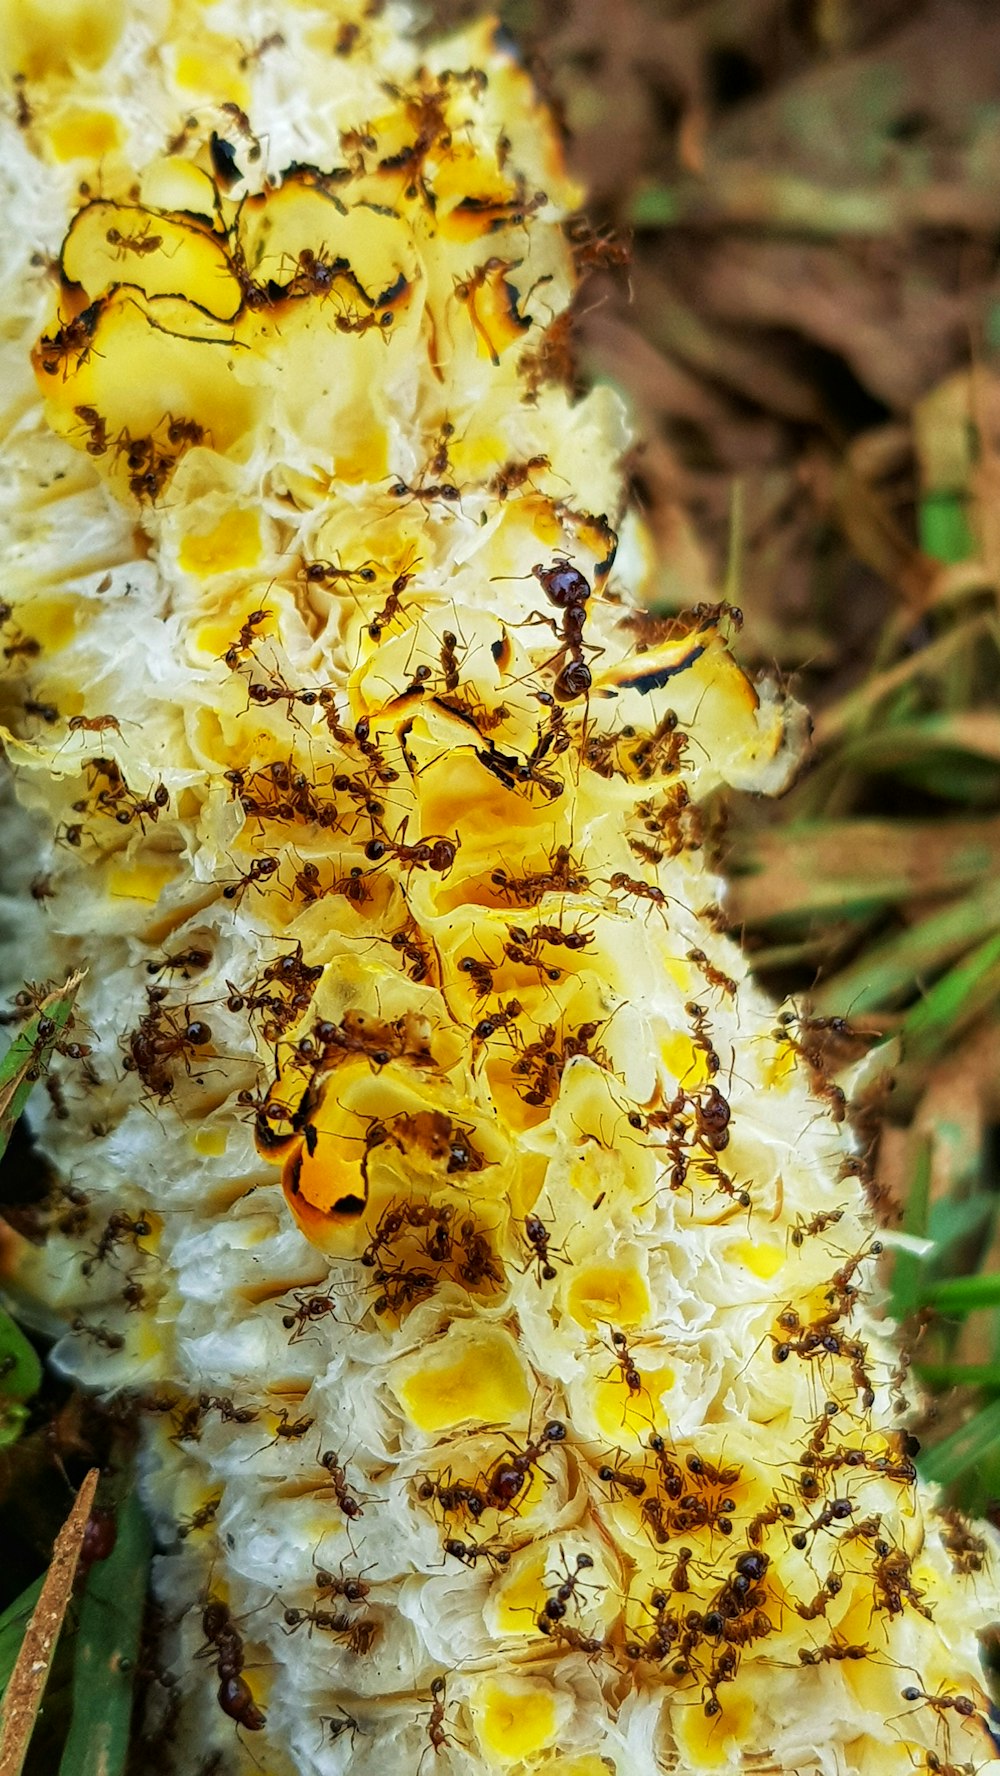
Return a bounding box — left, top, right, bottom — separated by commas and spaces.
0, 3, 998, 1774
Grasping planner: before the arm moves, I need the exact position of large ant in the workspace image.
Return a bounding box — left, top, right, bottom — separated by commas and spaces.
200, 1599, 266, 1732
364, 821, 456, 874
123, 991, 213, 1102
529, 558, 595, 702
221, 855, 279, 904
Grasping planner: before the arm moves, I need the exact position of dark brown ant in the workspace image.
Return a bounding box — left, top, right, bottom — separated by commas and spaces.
606, 1328, 643, 1398
318, 1449, 364, 1519
200, 1394, 260, 1427
123, 992, 213, 1102
36, 303, 100, 378
794, 1573, 844, 1619
389, 477, 461, 510
438, 630, 462, 693
178, 1496, 222, 1538
81, 1209, 152, 1275
30, 874, 56, 901
529, 558, 594, 702
458, 952, 497, 1001
200, 1599, 266, 1732
386, 917, 438, 985
106, 223, 162, 257
443, 1537, 511, 1572
596, 1456, 646, 1500
302, 557, 378, 590
481, 1419, 566, 1510
280, 1286, 339, 1343
537, 1550, 595, 1630
472, 997, 523, 1046
747, 1494, 796, 1546
146, 947, 211, 980
281, 1606, 374, 1652
221, 855, 279, 905
364, 820, 456, 874
314, 1566, 370, 1605
74, 404, 109, 455
3, 632, 41, 664
164, 414, 207, 449
521, 1211, 564, 1284
262, 1406, 314, 1448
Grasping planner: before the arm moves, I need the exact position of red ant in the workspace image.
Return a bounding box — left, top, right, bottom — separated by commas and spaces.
364, 820, 456, 874
425, 1677, 449, 1756
106, 222, 162, 258
453, 256, 522, 366
367, 557, 419, 640
222, 609, 270, 670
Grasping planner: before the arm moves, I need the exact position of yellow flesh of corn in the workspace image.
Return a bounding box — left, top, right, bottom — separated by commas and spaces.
0, 2, 997, 1773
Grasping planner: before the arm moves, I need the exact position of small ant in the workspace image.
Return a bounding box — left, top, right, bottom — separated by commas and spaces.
146, 947, 211, 980
222, 609, 270, 670
521, 1211, 563, 1284
261, 1406, 314, 1449
687, 948, 737, 998
318, 1449, 364, 1519
67, 713, 122, 738
70, 1318, 125, 1352
221, 855, 279, 904
537, 1550, 594, 1628
81, 1209, 152, 1275
73, 404, 109, 455
605, 1328, 643, 1398
458, 952, 497, 1001
596, 1457, 646, 1500
106, 223, 162, 258
178, 1496, 222, 1538
425, 1676, 449, 1756
302, 557, 378, 590
280, 1286, 339, 1343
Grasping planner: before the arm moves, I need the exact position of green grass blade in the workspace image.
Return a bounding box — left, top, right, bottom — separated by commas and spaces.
0, 974, 83, 1160
811, 876, 1000, 1015
888, 1136, 932, 1318
918, 1398, 1000, 1486
921, 1272, 1000, 1312
57, 1486, 151, 1776
916, 1361, 1000, 1387
898, 930, 1000, 1068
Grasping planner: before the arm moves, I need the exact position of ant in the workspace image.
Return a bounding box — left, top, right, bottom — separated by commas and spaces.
178, 1496, 222, 1539
146, 947, 211, 980
489, 455, 550, 500
200, 1394, 260, 1427
70, 1318, 124, 1351
314, 1566, 370, 1605
798, 1638, 869, 1666
106, 222, 162, 258
604, 1328, 643, 1399
261, 1407, 314, 1449
222, 609, 270, 670
528, 558, 595, 702
200, 1599, 266, 1732
67, 713, 122, 738
899, 1685, 978, 1723
608, 871, 668, 914
790, 1207, 844, 1249
164, 415, 206, 449
302, 557, 378, 591
364, 821, 456, 874
81, 1209, 152, 1276
453, 256, 522, 366
123, 991, 213, 1102
443, 1537, 511, 1572
317, 1449, 364, 1519
425, 1676, 449, 1756
458, 952, 497, 1001
687, 948, 737, 999
280, 1285, 339, 1343
36, 304, 100, 378
537, 1550, 594, 1629
73, 404, 109, 455
596, 1456, 646, 1500
481, 1419, 566, 1511
221, 855, 279, 904
521, 1211, 564, 1284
